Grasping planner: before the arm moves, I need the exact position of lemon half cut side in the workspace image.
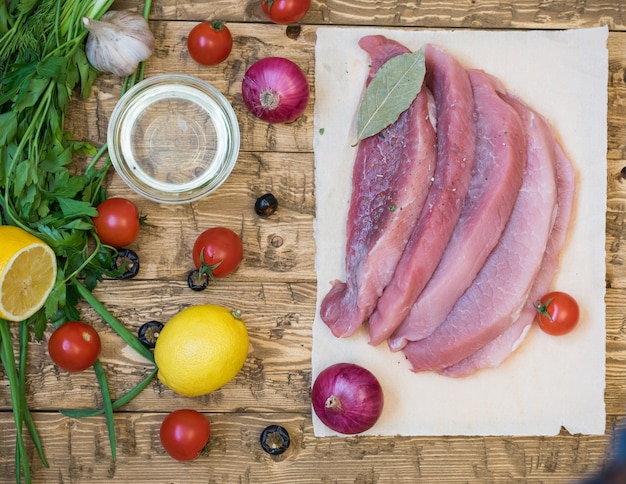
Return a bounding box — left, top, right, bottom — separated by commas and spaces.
0, 226, 57, 322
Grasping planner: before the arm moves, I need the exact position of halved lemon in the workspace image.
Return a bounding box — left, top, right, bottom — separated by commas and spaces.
0, 226, 57, 322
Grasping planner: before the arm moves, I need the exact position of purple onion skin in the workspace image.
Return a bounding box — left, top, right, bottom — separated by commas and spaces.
241, 57, 310, 124
311, 362, 384, 435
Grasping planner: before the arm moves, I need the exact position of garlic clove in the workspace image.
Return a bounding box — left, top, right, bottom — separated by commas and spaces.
83, 10, 155, 77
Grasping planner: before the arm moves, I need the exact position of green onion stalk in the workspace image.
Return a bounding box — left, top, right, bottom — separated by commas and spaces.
0, 0, 155, 482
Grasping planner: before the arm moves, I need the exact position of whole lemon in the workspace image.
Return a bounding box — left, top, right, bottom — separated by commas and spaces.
154, 304, 249, 397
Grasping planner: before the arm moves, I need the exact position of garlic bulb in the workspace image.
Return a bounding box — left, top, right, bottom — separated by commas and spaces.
83, 10, 155, 77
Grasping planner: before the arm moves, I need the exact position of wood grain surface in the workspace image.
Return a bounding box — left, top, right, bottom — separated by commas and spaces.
1, 0, 625, 482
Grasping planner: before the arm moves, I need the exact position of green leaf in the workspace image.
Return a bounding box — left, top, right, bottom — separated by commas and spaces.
13, 158, 37, 196
0, 1, 10, 35
14, 75, 49, 112
356, 48, 426, 141
56, 197, 98, 218
46, 170, 87, 199
36, 56, 66, 83
72, 49, 97, 99
0, 111, 17, 145
61, 219, 93, 231
17, 0, 39, 15
19, 180, 39, 219
44, 274, 66, 320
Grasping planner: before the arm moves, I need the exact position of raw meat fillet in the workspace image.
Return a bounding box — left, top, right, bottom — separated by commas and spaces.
319, 36, 437, 338
403, 94, 559, 372
368, 43, 477, 346
442, 132, 576, 377
388, 69, 527, 351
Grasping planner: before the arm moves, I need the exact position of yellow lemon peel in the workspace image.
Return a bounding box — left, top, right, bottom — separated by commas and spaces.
154, 304, 249, 397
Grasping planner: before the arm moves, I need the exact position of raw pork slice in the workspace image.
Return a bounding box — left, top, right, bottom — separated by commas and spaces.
319, 36, 437, 338
388, 69, 526, 351
403, 94, 559, 372
368, 44, 477, 346
442, 135, 576, 377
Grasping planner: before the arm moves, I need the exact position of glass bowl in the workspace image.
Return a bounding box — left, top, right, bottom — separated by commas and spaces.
107, 74, 240, 204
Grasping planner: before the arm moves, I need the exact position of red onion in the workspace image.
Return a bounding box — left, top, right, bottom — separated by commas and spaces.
241, 57, 310, 123
311, 362, 384, 435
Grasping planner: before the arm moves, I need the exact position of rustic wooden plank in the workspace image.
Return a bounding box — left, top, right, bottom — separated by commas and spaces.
94, 151, 316, 282
66, 25, 626, 287
111, 0, 626, 30
68, 19, 626, 157
0, 281, 315, 413
2, 6, 624, 482
0, 411, 614, 482
2, 283, 625, 418
607, 33, 626, 290
66, 22, 316, 153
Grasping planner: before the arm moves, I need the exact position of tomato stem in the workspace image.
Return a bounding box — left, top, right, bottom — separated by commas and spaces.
198, 250, 223, 284
210, 19, 227, 31
535, 296, 556, 322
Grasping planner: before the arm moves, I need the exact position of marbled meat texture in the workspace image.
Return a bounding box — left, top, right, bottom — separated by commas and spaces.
319, 35, 437, 338
368, 43, 477, 346
388, 69, 527, 351
442, 99, 576, 378
319, 37, 575, 377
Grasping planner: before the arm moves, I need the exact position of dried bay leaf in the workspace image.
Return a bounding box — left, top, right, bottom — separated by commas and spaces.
356, 48, 426, 141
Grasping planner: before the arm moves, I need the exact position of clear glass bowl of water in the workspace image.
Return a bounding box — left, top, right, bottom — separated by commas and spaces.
107, 74, 240, 204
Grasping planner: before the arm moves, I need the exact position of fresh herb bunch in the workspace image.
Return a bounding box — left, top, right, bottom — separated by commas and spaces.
0, 0, 120, 339
0, 0, 156, 481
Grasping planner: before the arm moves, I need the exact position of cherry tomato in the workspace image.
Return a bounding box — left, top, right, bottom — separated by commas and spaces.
535, 291, 580, 336
187, 20, 232, 66
48, 321, 101, 372
160, 409, 211, 461
192, 227, 243, 279
93, 198, 141, 248
261, 0, 311, 24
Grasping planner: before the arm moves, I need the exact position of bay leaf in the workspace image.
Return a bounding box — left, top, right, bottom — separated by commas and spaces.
356, 48, 426, 141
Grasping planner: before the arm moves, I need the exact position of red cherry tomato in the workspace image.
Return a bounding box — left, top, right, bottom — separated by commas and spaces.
192, 227, 243, 279
535, 291, 580, 336
160, 409, 211, 461
187, 20, 232, 66
261, 0, 311, 24
93, 198, 141, 248
48, 321, 101, 372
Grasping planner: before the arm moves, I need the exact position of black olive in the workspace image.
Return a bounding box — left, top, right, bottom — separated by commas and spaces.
111, 249, 140, 279
285, 25, 301, 40
260, 425, 290, 455
187, 269, 209, 291
137, 321, 164, 349
255, 193, 278, 217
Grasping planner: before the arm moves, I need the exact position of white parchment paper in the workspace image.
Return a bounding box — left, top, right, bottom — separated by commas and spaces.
312, 27, 608, 436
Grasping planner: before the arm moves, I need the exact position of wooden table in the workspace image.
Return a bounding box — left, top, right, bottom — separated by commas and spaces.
1, 1, 624, 481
